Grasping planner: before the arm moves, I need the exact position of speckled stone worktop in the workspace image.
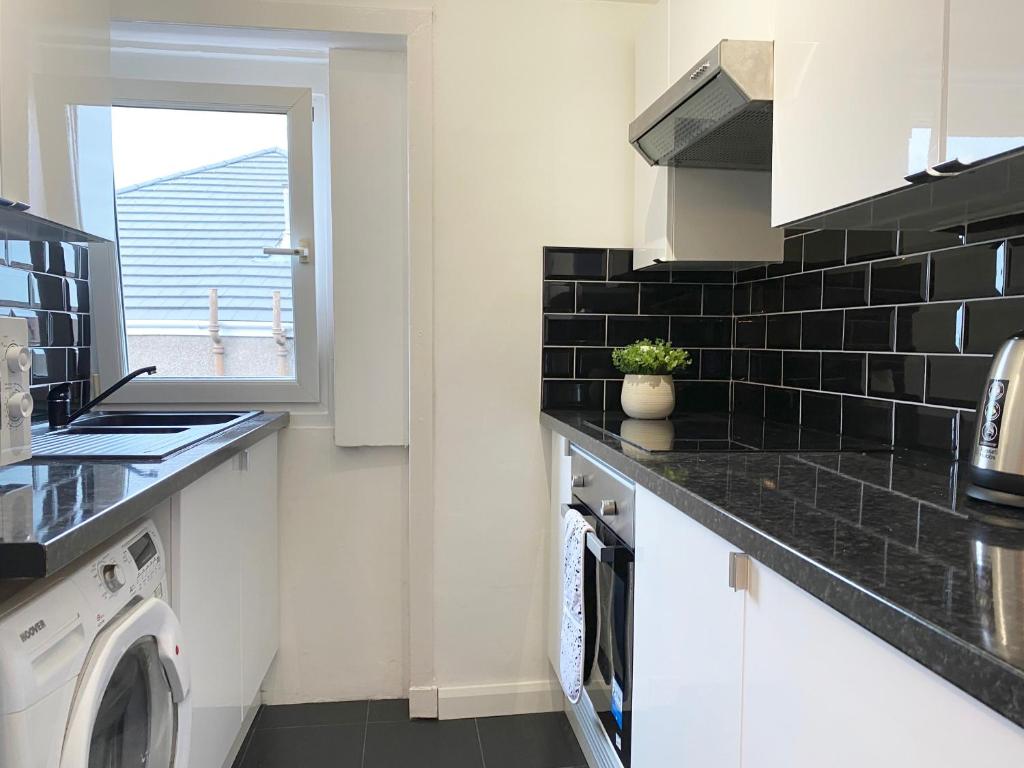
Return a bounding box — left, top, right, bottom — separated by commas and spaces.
0, 411, 288, 580
542, 410, 1024, 729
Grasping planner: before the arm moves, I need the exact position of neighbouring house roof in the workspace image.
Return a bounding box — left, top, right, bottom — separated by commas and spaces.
115, 148, 294, 333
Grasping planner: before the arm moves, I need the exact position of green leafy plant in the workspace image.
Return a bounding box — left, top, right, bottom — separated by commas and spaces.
611, 339, 691, 376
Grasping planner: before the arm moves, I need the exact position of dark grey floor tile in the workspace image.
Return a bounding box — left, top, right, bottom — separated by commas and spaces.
239, 723, 365, 768
256, 700, 368, 729
367, 698, 410, 723
476, 712, 585, 768
363, 718, 484, 768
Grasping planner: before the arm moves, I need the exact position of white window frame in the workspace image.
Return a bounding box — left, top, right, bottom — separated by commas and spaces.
94, 80, 320, 403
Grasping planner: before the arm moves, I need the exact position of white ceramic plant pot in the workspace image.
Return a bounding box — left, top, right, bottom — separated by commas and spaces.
620, 374, 675, 419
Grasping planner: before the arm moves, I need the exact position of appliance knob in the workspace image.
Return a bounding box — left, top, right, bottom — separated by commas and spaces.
600, 499, 618, 516
7, 392, 31, 421
571, 474, 585, 488
6, 344, 29, 373
102, 563, 126, 592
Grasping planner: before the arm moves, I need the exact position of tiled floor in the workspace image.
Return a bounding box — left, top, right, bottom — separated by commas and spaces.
233, 699, 588, 768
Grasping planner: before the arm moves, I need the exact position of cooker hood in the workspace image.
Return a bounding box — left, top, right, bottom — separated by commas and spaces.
629, 40, 773, 170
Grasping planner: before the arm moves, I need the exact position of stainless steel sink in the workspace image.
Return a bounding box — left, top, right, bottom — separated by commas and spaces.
31, 411, 262, 460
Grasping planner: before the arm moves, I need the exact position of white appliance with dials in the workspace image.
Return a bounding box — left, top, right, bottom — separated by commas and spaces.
0, 316, 33, 466
0, 520, 192, 767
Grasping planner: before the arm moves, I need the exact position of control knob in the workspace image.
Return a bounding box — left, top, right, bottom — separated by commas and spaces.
101, 563, 126, 592
600, 499, 618, 516
7, 391, 31, 422
6, 344, 29, 373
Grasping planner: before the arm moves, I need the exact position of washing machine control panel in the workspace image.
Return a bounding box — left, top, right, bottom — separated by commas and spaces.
72, 521, 167, 631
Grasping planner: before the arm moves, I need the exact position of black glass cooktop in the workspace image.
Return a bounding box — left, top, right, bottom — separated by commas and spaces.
584, 413, 895, 454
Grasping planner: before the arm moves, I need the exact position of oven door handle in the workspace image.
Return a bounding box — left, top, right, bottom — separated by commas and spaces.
561, 503, 618, 563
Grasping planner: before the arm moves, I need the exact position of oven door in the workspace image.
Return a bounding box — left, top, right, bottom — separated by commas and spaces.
582, 516, 633, 768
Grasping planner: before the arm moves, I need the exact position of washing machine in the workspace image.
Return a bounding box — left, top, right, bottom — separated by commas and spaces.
0, 520, 191, 767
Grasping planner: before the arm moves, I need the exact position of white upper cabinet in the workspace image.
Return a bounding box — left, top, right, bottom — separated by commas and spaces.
944, 1, 1024, 165
771, 0, 946, 226
667, 0, 775, 80
0, 0, 114, 237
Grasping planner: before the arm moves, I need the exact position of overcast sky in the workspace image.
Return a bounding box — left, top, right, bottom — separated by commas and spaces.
112, 106, 288, 188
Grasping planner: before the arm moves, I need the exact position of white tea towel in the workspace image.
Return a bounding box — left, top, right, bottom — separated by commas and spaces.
559, 508, 593, 703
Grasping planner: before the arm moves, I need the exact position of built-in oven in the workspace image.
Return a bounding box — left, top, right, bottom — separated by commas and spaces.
564, 446, 634, 768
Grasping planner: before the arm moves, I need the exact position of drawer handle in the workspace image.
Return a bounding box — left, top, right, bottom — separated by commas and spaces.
729, 552, 750, 592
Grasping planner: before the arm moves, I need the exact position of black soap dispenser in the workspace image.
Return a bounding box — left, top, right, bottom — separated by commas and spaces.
47, 383, 71, 429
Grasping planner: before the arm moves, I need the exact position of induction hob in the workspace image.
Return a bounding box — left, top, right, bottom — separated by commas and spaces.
584, 413, 895, 454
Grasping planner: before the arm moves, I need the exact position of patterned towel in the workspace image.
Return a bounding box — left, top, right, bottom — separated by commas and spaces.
559, 508, 593, 703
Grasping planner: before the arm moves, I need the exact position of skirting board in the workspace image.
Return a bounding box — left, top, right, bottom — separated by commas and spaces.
437, 679, 563, 720
409, 685, 438, 718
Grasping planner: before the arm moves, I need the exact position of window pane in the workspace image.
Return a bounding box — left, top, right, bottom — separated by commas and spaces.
112, 107, 294, 379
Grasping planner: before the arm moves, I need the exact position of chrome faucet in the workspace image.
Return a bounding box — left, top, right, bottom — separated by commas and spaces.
48, 366, 157, 429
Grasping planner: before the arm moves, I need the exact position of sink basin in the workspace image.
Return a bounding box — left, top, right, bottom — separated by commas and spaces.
31, 411, 262, 460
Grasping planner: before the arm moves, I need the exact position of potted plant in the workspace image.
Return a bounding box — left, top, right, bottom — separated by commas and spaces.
611, 339, 691, 419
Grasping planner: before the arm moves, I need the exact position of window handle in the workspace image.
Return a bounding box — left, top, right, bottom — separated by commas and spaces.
263, 245, 311, 264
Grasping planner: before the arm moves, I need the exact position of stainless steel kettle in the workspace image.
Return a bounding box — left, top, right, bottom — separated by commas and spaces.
968, 332, 1024, 508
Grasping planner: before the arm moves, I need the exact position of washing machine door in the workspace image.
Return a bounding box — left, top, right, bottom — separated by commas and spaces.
59, 597, 192, 768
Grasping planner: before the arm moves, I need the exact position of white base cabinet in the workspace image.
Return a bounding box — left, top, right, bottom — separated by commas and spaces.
172, 434, 279, 768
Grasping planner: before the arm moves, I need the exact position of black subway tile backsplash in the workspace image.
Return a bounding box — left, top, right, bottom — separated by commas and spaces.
0, 266, 31, 307
30, 273, 66, 311
542, 235, 1024, 459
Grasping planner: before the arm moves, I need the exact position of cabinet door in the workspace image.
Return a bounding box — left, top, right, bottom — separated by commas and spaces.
0, 0, 114, 235
632, 487, 745, 768
173, 457, 243, 768
945, 1, 1024, 165
741, 559, 1024, 767
771, 0, 945, 226
239, 434, 280, 712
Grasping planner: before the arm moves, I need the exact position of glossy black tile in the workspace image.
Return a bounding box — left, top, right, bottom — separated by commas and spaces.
734, 315, 766, 348
542, 282, 575, 312
768, 237, 803, 277
733, 283, 751, 315
703, 284, 734, 315
607, 248, 668, 282
671, 316, 732, 347
674, 380, 730, 413
895, 404, 958, 456
700, 349, 732, 379
67, 279, 88, 313
966, 212, 1024, 244
802, 391, 841, 432
800, 309, 844, 350
844, 307, 894, 351
732, 382, 764, 417
577, 282, 639, 314
607, 315, 669, 346
749, 350, 782, 385
7, 240, 45, 271
31, 348, 67, 386
842, 397, 893, 443
930, 243, 1005, 300
783, 351, 820, 389
926, 355, 991, 409
820, 352, 866, 395
542, 348, 573, 378
767, 313, 801, 349
575, 348, 619, 379
68, 348, 91, 381
1008, 238, 1024, 295
960, 410, 977, 451
736, 265, 767, 283
543, 247, 606, 280
822, 265, 868, 308
673, 269, 733, 284
0, 266, 31, 307
640, 283, 701, 314
47, 242, 75, 276
49, 312, 76, 346
544, 315, 604, 346
964, 297, 1024, 354
605, 380, 623, 411
750, 278, 784, 314
241, 723, 365, 768
30, 273, 66, 311
803, 230, 845, 269
895, 303, 963, 353
868, 354, 925, 402
765, 387, 801, 424
784, 271, 822, 311
542, 380, 604, 410
732, 350, 750, 381
76, 314, 91, 347
899, 227, 965, 255
476, 712, 586, 768
846, 231, 898, 263
363, 719, 483, 768
870, 255, 927, 305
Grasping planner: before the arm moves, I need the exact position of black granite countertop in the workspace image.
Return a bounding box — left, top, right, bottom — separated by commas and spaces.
542, 409, 1024, 729
0, 411, 288, 580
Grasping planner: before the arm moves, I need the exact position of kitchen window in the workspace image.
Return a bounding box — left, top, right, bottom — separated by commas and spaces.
94, 82, 320, 403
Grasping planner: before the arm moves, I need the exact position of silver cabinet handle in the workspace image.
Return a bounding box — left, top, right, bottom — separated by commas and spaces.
729, 552, 750, 592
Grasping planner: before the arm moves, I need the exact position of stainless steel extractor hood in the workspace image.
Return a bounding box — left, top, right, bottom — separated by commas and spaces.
630, 40, 773, 170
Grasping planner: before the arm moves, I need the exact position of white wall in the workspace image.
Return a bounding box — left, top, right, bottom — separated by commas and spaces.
112, 0, 644, 712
